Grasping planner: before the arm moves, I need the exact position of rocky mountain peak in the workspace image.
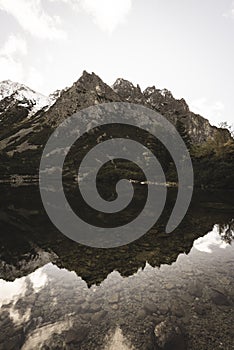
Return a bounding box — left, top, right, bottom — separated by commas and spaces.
143, 85, 190, 118
76, 71, 104, 89
143, 86, 173, 100
143, 86, 157, 96
42, 71, 121, 126
112, 78, 144, 103
112, 78, 136, 91
0, 79, 27, 100
0, 71, 232, 159
0, 79, 50, 117
70, 71, 118, 99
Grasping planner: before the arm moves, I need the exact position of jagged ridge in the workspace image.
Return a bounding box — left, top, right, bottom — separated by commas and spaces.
0, 71, 232, 179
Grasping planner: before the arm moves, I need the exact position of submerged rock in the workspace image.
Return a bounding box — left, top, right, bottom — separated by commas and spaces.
154, 318, 186, 350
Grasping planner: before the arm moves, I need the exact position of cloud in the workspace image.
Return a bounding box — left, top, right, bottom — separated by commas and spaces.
80, 0, 132, 33
0, 56, 24, 82
0, 34, 27, 56
0, 34, 27, 82
190, 98, 225, 126
26, 67, 44, 92
223, 2, 234, 18
49, 0, 80, 10
0, 35, 45, 92
0, 0, 66, 39
49, 0, 132, 33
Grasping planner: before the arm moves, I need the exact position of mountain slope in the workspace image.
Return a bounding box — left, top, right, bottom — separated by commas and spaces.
42, 71, 122, 127
0, 80, 51, 118
112, 78, 230, 144
0, 71, 232, 187
0, 80, 61, 156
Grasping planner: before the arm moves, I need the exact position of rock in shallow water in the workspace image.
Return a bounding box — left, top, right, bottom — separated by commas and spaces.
154, 318, 186, 350
209, 289, 231, 306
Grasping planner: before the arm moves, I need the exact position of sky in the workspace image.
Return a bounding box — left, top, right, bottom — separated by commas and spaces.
0, 0, 233, 127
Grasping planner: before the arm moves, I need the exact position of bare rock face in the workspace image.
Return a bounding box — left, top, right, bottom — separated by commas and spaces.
113, 79, 230, 144
0, 70, 232, 174
112, 78, 145, 104
43, 71, 122, 127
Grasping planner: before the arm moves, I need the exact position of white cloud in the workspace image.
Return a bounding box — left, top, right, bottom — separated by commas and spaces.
190, 97, 225, 126
49, 0, 133, 33
0, 34, 27, 82
0, 56, 24, 82
0, 34, 27, 56
0, 0, 66, 39
0, 35, 45, 91
80, 0, 132, 33
223, 2, 234, 18
25, 67, 44, 92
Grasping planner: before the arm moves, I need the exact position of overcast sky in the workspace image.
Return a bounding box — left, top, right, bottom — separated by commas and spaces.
0, 0, 233, 127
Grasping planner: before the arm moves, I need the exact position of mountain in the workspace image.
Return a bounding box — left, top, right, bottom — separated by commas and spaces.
32, 71, 231, 143
112, 78, 230, 144
0, 80, 53, 118
0, 71, 233, 187
0, 80, 61, 156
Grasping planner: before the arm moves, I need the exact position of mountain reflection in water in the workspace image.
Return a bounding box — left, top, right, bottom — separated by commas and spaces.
0, 185, 233, 350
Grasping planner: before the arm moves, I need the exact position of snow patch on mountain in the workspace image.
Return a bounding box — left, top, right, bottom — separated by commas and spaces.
48, 89, 62, 106
0, 80, 57, 117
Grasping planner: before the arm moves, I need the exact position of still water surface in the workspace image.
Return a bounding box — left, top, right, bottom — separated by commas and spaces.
0, 185, 233, 349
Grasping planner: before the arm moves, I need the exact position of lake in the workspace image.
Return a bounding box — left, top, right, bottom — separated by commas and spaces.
0, 185, 233, 350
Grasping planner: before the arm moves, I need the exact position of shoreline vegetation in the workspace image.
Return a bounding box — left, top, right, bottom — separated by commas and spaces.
1, 133, 234, 189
